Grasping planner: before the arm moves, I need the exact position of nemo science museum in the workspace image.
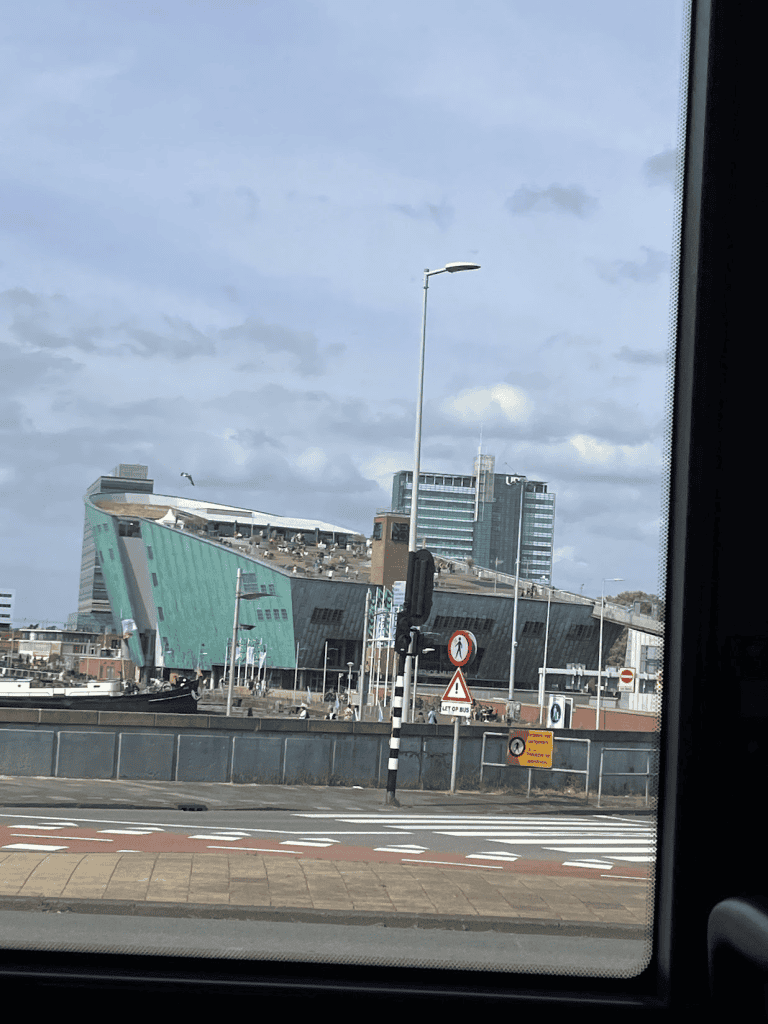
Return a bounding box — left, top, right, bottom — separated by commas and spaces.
76, 465, 658, 709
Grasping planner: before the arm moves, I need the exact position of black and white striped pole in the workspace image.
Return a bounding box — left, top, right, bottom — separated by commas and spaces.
385, 552, 433, 806
385, 614, 415, 806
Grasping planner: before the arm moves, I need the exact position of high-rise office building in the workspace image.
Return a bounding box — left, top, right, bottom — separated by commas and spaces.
0, 588, 14, 630
390, 455, 555, 583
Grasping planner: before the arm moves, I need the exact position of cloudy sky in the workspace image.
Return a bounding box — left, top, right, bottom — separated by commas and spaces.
1, 0, 687, 625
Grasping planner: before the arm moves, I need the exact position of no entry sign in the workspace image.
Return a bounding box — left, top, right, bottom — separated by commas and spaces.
618, 667, 635, 691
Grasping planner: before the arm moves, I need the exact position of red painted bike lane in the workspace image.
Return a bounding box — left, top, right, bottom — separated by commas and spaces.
0, 823, 650, 881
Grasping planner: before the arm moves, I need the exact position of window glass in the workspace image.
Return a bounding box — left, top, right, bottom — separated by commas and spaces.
0, 0, 686, 992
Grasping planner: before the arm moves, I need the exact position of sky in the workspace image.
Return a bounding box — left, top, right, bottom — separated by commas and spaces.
0, 0, 687, 626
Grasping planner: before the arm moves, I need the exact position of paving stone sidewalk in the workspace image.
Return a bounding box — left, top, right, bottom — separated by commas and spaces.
0, 850, 652, 935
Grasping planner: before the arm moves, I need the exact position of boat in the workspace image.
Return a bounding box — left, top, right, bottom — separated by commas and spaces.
0, 676, 200, 713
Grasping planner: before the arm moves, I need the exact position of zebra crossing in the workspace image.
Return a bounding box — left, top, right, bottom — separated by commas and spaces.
296, 812, 656, 869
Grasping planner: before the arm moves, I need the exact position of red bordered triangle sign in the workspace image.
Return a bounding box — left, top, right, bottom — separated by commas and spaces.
441, 668, 473, 704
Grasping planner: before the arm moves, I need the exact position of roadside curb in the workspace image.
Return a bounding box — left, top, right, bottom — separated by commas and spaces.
0, 895, 648, 938
0, 802, 655, 815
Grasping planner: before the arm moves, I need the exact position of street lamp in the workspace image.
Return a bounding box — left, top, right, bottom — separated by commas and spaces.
493, 557, 503, 594
539, 579, 553, 724
596, 578, 623, 729
402, 261, 481, 722
227, 569, 266, 716
322, 641, 338, 701
507, 475, 526, 714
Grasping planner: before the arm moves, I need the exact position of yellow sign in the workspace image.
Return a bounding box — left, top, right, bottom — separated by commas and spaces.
507, 729, 554, 768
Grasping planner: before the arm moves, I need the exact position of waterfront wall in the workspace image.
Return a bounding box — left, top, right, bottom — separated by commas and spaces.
0, 709, 658, 796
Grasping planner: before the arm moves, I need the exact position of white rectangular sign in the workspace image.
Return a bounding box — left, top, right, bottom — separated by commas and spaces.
441, 701, 471, 717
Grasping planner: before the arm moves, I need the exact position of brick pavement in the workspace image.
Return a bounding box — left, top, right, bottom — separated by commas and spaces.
0, 849, 652, 934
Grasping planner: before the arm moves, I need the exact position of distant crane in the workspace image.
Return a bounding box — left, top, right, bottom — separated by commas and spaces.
181, 472, 195, 486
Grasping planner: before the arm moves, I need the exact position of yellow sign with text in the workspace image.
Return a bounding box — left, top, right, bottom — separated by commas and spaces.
507, 729, 554, 769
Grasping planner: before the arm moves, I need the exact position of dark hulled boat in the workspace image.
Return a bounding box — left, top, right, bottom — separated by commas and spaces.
0, 677, 199, 713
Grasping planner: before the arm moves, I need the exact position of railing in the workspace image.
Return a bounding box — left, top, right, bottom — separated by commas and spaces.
480, 733, 591, 800
479, 731, 507, 784
597, 746, 658, 807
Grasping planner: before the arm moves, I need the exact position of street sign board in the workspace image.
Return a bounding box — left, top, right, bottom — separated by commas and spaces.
547, 694, 571, 729
441, 667, 473, 717
618, 667, 636, 691
447, 630, 477, 667
507, 729, 554, 768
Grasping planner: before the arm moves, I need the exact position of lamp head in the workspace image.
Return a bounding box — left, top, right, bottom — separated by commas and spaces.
444, 262, 480, 273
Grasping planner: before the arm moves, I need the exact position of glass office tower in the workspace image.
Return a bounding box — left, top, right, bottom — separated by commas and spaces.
391, 455, 555, 583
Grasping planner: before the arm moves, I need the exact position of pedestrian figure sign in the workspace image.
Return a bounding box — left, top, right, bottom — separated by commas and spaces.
447, 630, 476, 667
507, 729, 553, 768
441, 668, 473, 717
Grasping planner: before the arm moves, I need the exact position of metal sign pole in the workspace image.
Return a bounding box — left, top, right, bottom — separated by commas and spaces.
450, 716, 460, 793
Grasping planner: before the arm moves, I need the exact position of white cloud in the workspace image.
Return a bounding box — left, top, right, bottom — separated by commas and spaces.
444, 383, 531, 423
294, 447, 329, 478
359, 453, 408, 495
568, 434, 660, 467
222, 428, 250, 467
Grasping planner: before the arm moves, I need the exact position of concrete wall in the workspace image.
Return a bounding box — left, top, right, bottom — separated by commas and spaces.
0, 709, 658, 796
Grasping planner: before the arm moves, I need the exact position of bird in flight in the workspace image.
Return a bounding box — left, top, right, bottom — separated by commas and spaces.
181, 472, 195, 486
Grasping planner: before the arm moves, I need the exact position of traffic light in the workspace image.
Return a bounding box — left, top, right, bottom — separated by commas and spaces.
406, 549, 435, 625
394, 611, 412, 655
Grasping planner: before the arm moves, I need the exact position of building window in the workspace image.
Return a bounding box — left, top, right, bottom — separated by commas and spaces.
147, 546, 154, 559
311, 608, 344, 625
566, 624, 597, 641
265, 609, 272, 620
373, 522, 383, 541
433, 615, 494, 633
522, 621, 544, 636
391, 523, 408, 542
157, 607, 164, 621
257, 610, 264, 620
281, 609, 288, 620
151, 573, 158, 586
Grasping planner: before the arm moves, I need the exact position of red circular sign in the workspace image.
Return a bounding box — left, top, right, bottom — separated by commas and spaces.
448, 630, 476, 667
620, 668, 635, 684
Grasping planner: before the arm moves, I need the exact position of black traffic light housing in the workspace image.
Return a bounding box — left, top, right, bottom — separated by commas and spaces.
406, 549, 435, 625
394, 549, 435, 657
394, 611, 412, 655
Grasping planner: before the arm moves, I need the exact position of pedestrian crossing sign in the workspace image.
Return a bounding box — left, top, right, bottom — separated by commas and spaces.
441, 668, 473, 717
507, 729, 553, 768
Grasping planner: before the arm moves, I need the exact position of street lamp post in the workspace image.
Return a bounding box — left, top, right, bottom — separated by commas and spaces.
493, 557, 503, 594
322, 641, 338, 701
540, 580, 553, 724
226, 569, 265, 716
401, 262, 480, 723
507, 476, 525, 715
596, 578, 623, 729
227, 569, 243, 717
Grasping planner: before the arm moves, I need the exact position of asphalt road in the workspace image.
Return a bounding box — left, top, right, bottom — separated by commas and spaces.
0, 803, 654, 880
0, 777, 655, 878
0, 908, 649, 975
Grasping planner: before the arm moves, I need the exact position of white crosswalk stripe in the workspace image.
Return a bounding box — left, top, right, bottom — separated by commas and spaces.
297, 812, 656, 864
